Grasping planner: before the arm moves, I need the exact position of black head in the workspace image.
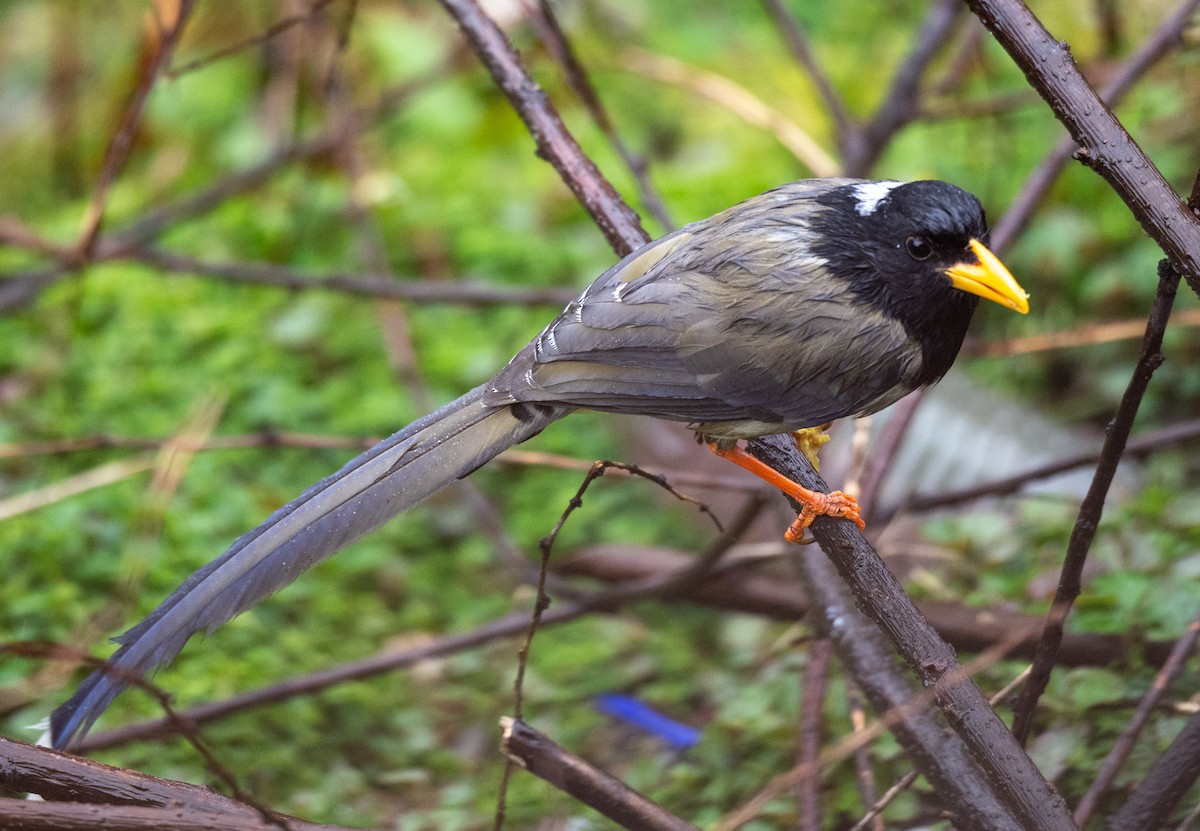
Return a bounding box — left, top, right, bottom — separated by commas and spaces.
809, 179, 999, 383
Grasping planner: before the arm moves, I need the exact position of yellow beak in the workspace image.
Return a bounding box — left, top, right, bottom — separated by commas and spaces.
945, 239, 1030, 314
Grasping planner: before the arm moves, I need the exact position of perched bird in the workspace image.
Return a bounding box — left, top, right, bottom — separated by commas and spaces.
50, 177, 1028, 748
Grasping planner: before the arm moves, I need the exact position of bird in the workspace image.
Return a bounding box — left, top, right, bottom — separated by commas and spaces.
49, 177, 1029, 748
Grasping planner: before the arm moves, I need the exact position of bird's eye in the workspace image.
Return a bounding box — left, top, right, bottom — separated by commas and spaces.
905, 236, 933, 260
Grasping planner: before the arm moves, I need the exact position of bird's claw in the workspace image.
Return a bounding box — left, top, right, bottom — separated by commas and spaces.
784, 490, 864, 543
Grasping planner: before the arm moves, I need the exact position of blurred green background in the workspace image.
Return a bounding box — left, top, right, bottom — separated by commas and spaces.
2, 1, 1200, 828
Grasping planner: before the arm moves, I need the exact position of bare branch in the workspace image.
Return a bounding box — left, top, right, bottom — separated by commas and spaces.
75, 1, 196, 258
989, 0, 1200, 252
745, 434, 1077, 830
499, 718, 700, 831
1074, 608, 1200, 825
966, 0, 1200, 298
437, 0, 649, 255
525, 0, 676, 230
120, 246, 576, 307
1010, 258, 1179, 743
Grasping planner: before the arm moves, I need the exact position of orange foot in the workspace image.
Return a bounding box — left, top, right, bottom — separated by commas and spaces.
784, 490, 862, 542
706, 441, 865, 542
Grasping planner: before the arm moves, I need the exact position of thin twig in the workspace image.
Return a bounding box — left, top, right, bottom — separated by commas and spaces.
621, 48, 839, 177
1010, 258, 1179, 743
845, 0, 964, 177
971, 308, 1200, 358
525, 0, 675, 230
438, 0, 649, 255
989, 0, 1200, 252
1073, 608, 1200, 825
758, 0, 857, 153
167, 0, 343, 78
967, 0, 1200, 301
74, 1, 195, 258
902, 416, 1200, 515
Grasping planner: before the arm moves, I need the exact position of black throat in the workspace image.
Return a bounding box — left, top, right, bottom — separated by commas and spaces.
808, 181, 988, 387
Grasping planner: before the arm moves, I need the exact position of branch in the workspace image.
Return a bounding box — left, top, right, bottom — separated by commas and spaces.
499, 719, 699, 831
745, 434, 1078, 830
989, 0, 1200, 251
74, 1, 196, 258
437, 0, 649, 255
759, 0, 856, 150
1074, 608, 1200, 825
965, 0, 1200, 297
526, 0, 676, 230
117, 246, 576, 307
902, 416, 1200, 515
0, 799, 349, 831
1104, 711, 1200, 831
846, 0, 964, 176
0, 738, 344, 831
792, 547, 1024, 831
1009, 257, 1179, 742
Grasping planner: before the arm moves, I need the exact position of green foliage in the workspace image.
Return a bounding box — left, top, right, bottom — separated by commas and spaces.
3, 0, 1200, 828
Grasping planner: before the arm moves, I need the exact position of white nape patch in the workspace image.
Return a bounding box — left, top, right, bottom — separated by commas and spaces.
852, 181, 901, 216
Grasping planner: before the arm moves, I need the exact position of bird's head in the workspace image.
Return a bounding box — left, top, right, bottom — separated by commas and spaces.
809, 178, 1029, 379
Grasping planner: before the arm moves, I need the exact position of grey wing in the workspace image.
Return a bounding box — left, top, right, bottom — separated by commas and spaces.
485, 214, 922, 429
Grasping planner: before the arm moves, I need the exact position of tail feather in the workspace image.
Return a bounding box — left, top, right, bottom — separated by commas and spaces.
50, 386, 567, 748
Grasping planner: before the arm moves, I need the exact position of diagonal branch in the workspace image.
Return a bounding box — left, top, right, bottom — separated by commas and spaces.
75, 0, 196, 258
1010, 259, 1178, 742
525, 0, 676, 230
437, 0, 649, 255
989, 0, 1200, 251
745, 434, 1078, 830
965, 0, 1200, 298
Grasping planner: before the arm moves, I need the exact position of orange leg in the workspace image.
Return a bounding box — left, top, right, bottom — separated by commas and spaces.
706, 442, 865, 542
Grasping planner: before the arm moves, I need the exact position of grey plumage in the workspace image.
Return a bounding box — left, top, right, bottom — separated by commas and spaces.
51, 390, 567, 744
51, 177, 1015, 748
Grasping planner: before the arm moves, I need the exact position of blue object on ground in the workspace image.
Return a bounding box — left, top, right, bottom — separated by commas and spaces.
594, 693, 701, 750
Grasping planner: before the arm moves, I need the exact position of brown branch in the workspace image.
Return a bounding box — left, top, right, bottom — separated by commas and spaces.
622, 48, 839, 177
745, 434, 1077, 830
1104, 711, 1200, 831
901, 416, 1200, 515
971, 308, 1200, 358
437, 0, 649, 256
966, 0, 1200, 299
526, 0, 675, 230
558, 546, 1175, 668
499, 718, 700, 831
0, 738, 345, 831
1073, 609, 1200, 825
0, 68, 444, 313
117, 246, 576, 307
0, 799, 353, 831
792, 547, 1025, 831
1010, 259, 1179, 743
988, 0, 1200, 252
166, 0, 343, 79
845, 0, 965, 177
759, 0, 856, 150
75, 1, 196, 258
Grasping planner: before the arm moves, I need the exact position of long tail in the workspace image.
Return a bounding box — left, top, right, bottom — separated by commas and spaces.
50, 386, 567, 748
